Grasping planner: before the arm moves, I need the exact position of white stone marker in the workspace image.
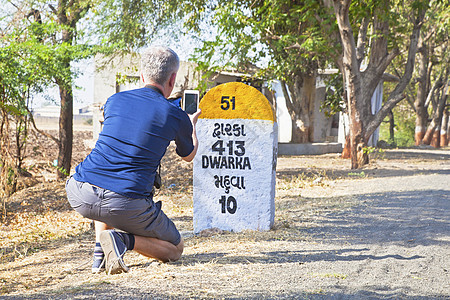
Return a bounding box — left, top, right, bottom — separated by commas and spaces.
193, 82, 277, 234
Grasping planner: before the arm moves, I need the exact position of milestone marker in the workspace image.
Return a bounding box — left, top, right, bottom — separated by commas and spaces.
193, 82, 278, 233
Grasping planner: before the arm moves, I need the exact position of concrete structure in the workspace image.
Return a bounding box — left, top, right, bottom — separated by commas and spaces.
278, 142, 343, 155
32, 104, 93, 125
193, 82, 277, 233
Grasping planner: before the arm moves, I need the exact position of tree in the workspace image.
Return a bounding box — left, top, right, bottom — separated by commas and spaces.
4, 0, 178, 180
51, 1, 91, 179
330, 0, 428, 168
173, 0, 339, 143
2, 2, 93, 179
421, 69, 449, 147
0, 16, 60, 217
412, 1, 449, 146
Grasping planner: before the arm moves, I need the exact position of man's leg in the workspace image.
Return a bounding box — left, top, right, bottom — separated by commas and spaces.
99, 231, 183, 274
95, 221, 113, 241
133, 236, 184, 262
92, 221, 113, 273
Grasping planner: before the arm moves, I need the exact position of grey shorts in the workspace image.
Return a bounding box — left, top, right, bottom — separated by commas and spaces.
66, 176, 181, 245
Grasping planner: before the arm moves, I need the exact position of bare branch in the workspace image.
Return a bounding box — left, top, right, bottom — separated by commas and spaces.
263, 28, 281, 40
405, 96, 416, 111
382, 73, 400, 82
26, 107, 60, 145
356, 17, 369, 66
378, 47, 400, 75
285, 43, 301, 50
48, 4, 57, 15
365, 6, 427, 139
280, 80, 295, 114
425, 77, 443, 108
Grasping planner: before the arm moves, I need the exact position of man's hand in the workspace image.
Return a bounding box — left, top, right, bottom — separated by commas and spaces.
188, 109, 202, 127
182, 109, 201, 162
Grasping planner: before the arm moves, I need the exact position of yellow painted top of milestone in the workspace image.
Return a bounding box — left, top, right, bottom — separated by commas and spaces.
199, 82, 275, 122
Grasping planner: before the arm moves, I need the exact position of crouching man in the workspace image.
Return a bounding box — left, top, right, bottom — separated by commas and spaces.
66, 45, 201, 274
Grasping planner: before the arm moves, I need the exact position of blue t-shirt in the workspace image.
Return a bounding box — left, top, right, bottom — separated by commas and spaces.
73, 86, 194, 198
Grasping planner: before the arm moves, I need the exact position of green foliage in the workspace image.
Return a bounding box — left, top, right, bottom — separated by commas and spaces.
321, 73, 345, 117
379, 105, 416, 147
362, 146, 376, 155
55, 165, 69, 177
177, 0, 339, 89
90, 0, 181, 52
0, 2, 95, 192
0, 32, 43, 195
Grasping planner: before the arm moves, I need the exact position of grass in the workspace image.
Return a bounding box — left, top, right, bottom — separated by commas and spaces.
0, 182, 91, 264
0, 166, 363, 297
276, 170, 331, 190
348, 171, 366, 178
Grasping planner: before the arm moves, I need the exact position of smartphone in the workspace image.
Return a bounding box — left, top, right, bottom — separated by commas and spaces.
182, 90, 199, 115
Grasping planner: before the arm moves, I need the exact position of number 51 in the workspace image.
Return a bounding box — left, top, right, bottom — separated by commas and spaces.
221, 96, 236, 110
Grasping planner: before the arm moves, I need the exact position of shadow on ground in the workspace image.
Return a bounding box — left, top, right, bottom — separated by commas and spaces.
0, 282, 446, 299
175, 247, 423, 266
298, 189, 450, 247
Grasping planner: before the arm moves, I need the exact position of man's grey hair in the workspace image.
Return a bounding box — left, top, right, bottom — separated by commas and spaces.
140, 46, 180, 86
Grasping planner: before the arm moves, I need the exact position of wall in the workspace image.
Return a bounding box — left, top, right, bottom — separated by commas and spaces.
272, 77, 339, 143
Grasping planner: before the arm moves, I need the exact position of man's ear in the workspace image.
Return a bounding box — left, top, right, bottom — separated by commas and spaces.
140, 73, 145, 83
168, 72, 177, 88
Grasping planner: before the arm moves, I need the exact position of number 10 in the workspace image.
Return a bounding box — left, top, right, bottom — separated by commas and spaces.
219, 196, 237, 214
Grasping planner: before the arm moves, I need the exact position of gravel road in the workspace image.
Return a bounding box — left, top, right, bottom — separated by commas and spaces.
1, 148, 449, 299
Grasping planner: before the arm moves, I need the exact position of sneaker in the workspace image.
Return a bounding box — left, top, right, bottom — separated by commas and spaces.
92, 256, 105, 274
99, 230, 129, 275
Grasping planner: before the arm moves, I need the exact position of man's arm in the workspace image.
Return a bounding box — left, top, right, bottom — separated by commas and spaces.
182, 109, 201, 162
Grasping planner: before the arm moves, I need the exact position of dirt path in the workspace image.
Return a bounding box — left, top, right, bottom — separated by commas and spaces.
0, 147, 449, 299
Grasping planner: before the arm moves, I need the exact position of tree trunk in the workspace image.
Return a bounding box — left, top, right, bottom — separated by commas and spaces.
430, 130, 440, 148
423, 78, 446, 147
447, 110, 450, 146
333, 0, 368, 169
0, 108, 17, 198
291, 117, 309, 143
388, 110, 395, 144
422, 119, 438, 146
341, 135, 351, 159
282, 73, 316, 143
348, 97, 368, 169
300, 75, 316, 142
414, 42, 429, 145
54, 13, 76, 179
57, 81, 73, 178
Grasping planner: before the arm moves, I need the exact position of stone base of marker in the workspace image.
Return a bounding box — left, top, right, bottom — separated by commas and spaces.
193, 82, 277, 234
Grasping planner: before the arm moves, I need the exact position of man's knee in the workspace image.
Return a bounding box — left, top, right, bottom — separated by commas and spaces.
171, 239, 184, 262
